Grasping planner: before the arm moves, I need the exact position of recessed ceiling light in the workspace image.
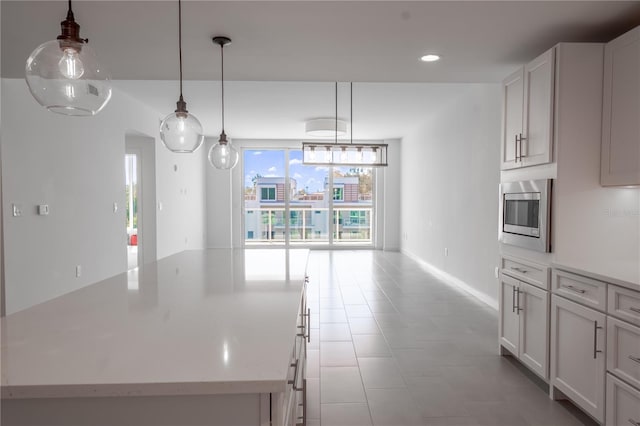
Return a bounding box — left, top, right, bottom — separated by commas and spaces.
421, 54, 440, 62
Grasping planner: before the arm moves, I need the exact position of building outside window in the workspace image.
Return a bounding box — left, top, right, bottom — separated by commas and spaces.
333, 186, 344, 201
261, 187, 276, 201
243, 148, 374, 246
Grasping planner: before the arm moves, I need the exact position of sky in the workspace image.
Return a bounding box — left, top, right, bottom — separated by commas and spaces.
243, 149, 329, 193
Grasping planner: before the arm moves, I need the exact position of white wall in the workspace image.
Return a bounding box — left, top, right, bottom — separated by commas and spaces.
400, 84, 502, 307
1, 79, 206, 314
381, 138, 401, 251
206, 137, 234, 248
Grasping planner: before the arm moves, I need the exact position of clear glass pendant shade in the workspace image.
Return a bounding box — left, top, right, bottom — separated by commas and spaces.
159, 112, 204, 153
208, 140, 239, 170
25, 40, 112, 116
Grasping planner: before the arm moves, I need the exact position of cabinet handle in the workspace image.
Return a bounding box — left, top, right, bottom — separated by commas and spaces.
514, 134, 519, 162
562, 285, 586, 294
516, 287, 523, 315
628, 419, 640, 426
301, 308, 311, 343
512, 286, 516, 313
510, 266, 528, 274
630, 307, 640, 314
288, 359, 302, 391
518, 133, 526, 159
593, 321, 603, 359
629, 355, 640, 365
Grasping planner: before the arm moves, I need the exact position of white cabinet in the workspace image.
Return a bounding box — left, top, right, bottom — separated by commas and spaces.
499, 273, 550, 380
501, 48, 555, 170
601, 25, 640, 186
550, 295, 606, 423
607, 373, 640, 426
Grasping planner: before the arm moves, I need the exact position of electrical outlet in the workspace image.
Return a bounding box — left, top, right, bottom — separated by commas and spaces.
38, 204, 50, 215
494, 266, 500, 278
113, 202, 118, 213
75, 265, 82, 278
444, 248, 449, 257
12, 204, 22, 217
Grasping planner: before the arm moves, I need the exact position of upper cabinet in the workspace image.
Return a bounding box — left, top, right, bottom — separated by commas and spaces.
601, 26, 640, 186
501, 48, 555, 170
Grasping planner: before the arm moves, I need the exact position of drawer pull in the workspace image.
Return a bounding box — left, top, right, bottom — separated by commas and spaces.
562, 285, 586, 294
630, 307, 640, 314
629, 355, 640, 365
629, 419, 640, 426
510, 266, 528, 274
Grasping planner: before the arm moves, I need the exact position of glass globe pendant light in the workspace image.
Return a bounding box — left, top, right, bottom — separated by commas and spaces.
208, 36, 239, 170
159, 0, 204, 153
25, 0, 112, 116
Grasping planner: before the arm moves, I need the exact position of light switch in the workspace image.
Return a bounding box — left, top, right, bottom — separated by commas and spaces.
113, 202, 118, 213
38, 204, 50, 215
12, 204, 22, 217
158, 201, 163, 211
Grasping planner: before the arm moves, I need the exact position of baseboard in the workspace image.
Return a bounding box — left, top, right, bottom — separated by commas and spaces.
400, 248, 499, 311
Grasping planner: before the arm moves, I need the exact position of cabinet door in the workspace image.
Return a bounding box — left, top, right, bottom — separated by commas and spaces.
519, 282, 549, 380
602, 26, 640, 186
551, 295, 606, 422
522, 48, 555, 168
499, 274, 520, 355
501, 68, 524, 170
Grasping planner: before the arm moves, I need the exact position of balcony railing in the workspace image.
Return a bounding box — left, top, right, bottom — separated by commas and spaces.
244, 207, 372, 244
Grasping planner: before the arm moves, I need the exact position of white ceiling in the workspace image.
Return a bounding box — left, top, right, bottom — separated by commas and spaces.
3, 1, 640, 139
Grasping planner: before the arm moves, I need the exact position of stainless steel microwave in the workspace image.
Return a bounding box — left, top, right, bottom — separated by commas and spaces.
499, 179, 552, 252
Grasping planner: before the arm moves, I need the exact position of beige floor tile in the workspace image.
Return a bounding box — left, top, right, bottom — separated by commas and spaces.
321, 367, 366, 404
321, 403, 373, 426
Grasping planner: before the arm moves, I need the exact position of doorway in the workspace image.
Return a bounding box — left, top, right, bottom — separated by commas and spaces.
125, 153, 140, 269
125, 133, 157, 270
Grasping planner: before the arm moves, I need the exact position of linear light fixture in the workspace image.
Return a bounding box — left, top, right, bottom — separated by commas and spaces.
302, 82, 388, 167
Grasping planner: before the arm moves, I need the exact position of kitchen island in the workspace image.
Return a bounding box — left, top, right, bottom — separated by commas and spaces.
1, 249, 310, 426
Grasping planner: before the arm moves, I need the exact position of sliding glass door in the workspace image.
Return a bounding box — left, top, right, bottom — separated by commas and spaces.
243, 148, 374, 247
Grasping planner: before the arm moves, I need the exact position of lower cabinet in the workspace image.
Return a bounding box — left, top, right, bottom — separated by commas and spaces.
606, 373, 640, 426
550, 295, 606, 423
499, 273, 549, 380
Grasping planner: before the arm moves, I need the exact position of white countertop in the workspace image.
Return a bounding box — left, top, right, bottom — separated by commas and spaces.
552, 260, 640, 292
1, 249, 309, 399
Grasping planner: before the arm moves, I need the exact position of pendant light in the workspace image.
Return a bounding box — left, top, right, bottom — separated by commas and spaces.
302, 83, 388, 167
208, 36, 239, 170
25, 0, 112, 116
159, 0, 204, 153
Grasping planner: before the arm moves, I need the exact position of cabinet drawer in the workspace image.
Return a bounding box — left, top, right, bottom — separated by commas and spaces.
606, 373, 640, 426
553, 269, 607, 311
607, 317, 640, 390
608, 285, 640, 327
501, 256, 550, 290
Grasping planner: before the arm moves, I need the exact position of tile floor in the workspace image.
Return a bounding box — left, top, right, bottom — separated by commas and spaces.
304, 250, 596, 426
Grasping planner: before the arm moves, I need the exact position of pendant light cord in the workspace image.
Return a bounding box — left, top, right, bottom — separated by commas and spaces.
335, 82, 338, 145
221, 43, 225, 132
178, 0, 184, 100
66, 0, 74, 20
